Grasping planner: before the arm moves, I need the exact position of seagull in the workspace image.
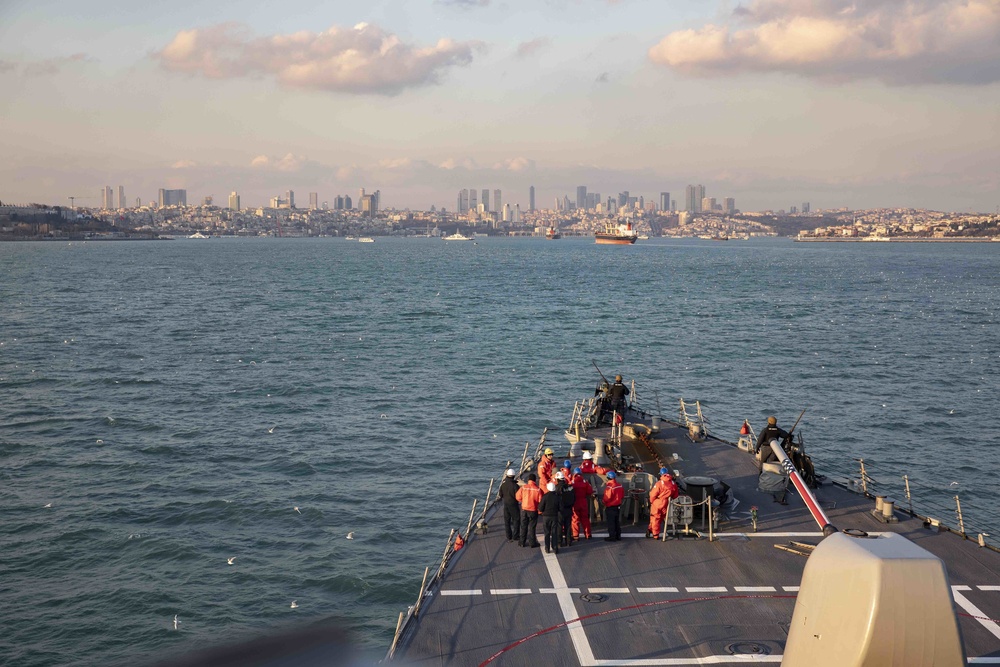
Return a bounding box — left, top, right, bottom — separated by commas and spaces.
346, 532, 355, 540
268, 425, 276, 433
290, 601, 298, 609
43, 503, 52, 508
227, 557, 236, 565
950, 481, 960, 486
293, 507, 301, 514
173, 615, 180, 630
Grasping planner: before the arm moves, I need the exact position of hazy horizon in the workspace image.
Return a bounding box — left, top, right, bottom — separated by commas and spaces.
2, 0, 999, 213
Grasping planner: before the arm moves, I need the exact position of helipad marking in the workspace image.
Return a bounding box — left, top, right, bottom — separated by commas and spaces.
782, 586, 800, 592
490, 588, 532, 595
539, 587, 582, 594
589, 588, 630, 594
734, 586, 777, 592
540, 545, 596, 664
439, 589, 482, 596
685, 587, 727, 593
636, 587, 679, 593
978, 586, 1000, 591
953, 586, 1000, 641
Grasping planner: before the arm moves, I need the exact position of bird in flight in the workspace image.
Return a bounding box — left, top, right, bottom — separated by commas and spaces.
227, 557, 236, 565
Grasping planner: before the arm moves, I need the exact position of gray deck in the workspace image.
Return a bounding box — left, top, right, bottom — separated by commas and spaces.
392, 420, 1000, 665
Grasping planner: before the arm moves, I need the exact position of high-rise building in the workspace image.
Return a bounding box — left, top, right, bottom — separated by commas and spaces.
724, 197, 735, 214
513, 204, 521, 223
102, 186, 113, 209
529, 186, 535, 212
659, 192, 670, 212
229, 192, 241, 211
685, 185, 705, 212
494, 189, 502, 216
285, 190, 295, 208
335, 195, 345, 210
469, 189, 477, 212
458, 189, 469, 213
374, 190, 381, 210
618, 191, 629, 207
502, 203, 512, 223
158, 189, 187, 207
360, 194, 377, 216
118, 186, 125, 209
702, 197, 716, 212
344, 195, 352, 210
481, 189, 489, 213
358, 188, 365, 205
802, 202, 811, 213
576, 186, 587, 210
309, 192, 318, 210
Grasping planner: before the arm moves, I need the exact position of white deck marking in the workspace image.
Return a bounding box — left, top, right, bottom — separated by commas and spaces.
439, 589, 482, 596
490, 588, 532, 595
953, 586, 1000, 641
968, 659, 1000, 664
978, 586, 1000, 591
589, 588, 630, 594
636, 587, 680, 593
782, 586, 800, 592
540, 545, 597, 664
539, 587, 582, 594
733, 586, 777, 592
685, 587, 728, 593
593, 659, 782, 665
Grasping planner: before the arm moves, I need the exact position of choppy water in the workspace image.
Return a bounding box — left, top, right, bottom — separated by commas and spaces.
2, 237, 999, 665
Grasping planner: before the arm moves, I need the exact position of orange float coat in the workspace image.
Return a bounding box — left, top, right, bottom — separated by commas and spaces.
515, 480, 543, 512
580, 460, 596, 474
537, 457, 555, 492
648, 475, 680, 538
602, 479, 624, 508
571, 474, 594, 539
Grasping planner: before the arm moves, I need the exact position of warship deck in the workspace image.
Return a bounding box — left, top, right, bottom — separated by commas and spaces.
390, 418, 1000, 665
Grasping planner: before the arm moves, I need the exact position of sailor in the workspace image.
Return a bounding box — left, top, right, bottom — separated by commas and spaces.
556, 472, 575, 547
571, 468, 594, 540
647, 468, 679, 539
608, 375, 630, 414
602, 471, 625, 542
755, 416, 789, 459
560, 459, 573, 482
497, 468, 521, 543
537, 448, 556, 492
580, 451, 596, 474
515, 474, 543, 547
537, 482, 562, 554
594, 459, 616, 476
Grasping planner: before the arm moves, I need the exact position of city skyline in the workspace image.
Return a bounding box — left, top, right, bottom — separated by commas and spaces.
2, 0, 999, 213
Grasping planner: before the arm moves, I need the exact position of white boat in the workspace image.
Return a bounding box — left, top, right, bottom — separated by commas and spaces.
359, 237, 374, 243
443, 232, 472, 241
188, 232, 209, 239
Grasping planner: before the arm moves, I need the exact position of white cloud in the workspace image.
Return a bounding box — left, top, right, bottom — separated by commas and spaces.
493, 157, 534, 172
516, 37, 551, 58
438, 157, 479, 170
0, 53, 94, 76
648, 0, 1000, 85
171, 160, 197, 169
156, 22, 481, 95
249, 153, 305, 172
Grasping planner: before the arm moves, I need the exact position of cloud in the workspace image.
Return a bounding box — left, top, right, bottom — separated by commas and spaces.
155, 22, 481, 95
493, 157, 534, 172
595, 71, 609, 83
648, 0, 1000, 85
516, 37, 551, 58
0, 53, 94, 76
250, 153, 306, 172
171, 160, 197, 169
438, 157, 479, 170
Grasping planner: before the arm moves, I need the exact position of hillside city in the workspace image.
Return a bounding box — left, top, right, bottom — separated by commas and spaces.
2, 185, 998, 242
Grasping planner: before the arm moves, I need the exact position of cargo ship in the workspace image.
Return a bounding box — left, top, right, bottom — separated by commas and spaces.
594, 220, 637, 245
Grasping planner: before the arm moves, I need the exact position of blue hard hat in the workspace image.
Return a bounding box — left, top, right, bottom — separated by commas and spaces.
659, 467, 669, 475
563, 460, 572, 468
606, 471, 617, 480
573, 467, 582, 475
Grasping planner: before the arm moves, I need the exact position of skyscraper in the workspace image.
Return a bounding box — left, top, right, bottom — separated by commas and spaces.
158, 189, 187, 207
286, 190, 295, 208
659, 192, 670, 212
344, 195, 352, 210
229, 191, 241, 211
482, 189, 490, 213
802, 202, 811, 213
102, 186, 113, 209
529, 186, 535, 212
576, 186, 587, 210
360, 194, 377, 216
685, 185, 705, 213
494, 189, 502, 216
118, 186, 125, 209
469, 189, 477, 213
309, 192, 318, 210
459, 189, 469, 213
724, 197, 735, 214
702, 197, 716, 212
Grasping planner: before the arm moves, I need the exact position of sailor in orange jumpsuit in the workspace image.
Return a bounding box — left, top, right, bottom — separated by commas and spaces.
537, 448, 556, 492
579, 451, 596, 474
571, 469, 594, 539
560, 459, 573, 483
647, 468, 679, 539
515, 473, 543, 547
602, 471, 625, 541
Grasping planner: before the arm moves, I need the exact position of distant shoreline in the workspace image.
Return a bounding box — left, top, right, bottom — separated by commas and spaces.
795, 236, 1000, 243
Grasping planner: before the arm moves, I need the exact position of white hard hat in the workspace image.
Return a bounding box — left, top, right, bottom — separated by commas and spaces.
555, 471, 565, 480
582, 451, 593, 460
547, 482, 556, 492
505, 468, 516, 477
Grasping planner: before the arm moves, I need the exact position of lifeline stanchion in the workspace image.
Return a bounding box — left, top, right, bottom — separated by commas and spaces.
388, 611, 405, 660
435, 529, 456, 579
518, 441, 531, 474
955, 495, 965, 535
903, 474, 913, 514
413, 566, 430, 617
463, 499, 479, 540
478, 478, 495, 525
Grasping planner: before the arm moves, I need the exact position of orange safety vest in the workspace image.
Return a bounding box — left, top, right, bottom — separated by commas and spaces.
516, 482, 543, 512
603, 481, 624, 508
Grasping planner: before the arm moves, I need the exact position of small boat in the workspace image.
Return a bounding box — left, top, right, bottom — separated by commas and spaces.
358, 237, 374, 243
443, 232, 473, 241
188, 232, 209, 239
545, 226, 562, 240
595, 220, 637, 245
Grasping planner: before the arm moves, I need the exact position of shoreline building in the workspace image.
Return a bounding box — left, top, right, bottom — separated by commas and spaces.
494, 189, 501, 216
659, 192, 670, 213
309, 192, 318, 210
482, 189, 490, 213
229, 192, 240, 211
685, 184, 705, 213
158, 189, 187, 208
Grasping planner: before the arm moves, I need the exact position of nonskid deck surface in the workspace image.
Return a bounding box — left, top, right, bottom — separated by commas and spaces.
394, 423, 1000, 666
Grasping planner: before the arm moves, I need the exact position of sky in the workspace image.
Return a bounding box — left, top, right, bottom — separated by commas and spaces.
1, 0, 999, 213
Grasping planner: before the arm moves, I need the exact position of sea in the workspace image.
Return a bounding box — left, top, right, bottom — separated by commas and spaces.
2, 236, 998, 665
